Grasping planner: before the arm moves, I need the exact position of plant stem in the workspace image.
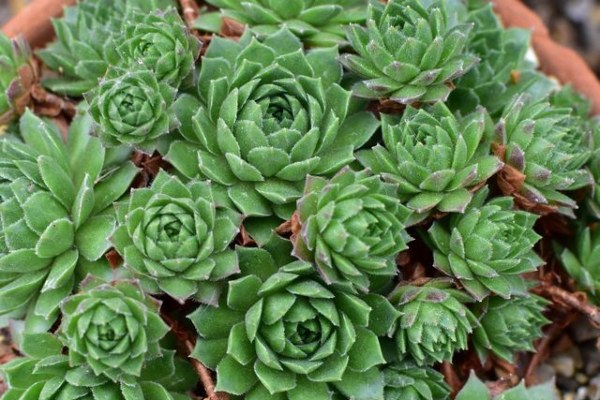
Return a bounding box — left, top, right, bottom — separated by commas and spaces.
162, 313, 228, 400
441, 361, 462, 396
184, 340, 228, 400
535, 285, 600, 328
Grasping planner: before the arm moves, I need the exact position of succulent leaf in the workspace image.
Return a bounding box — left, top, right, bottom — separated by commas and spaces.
495, 94, 593, 216
293, 168, 411, 292
1, 331, 196, 399
358, 103, 502, 223
112, 170, 242, 304
196, 0, 368, 47
87, 67, 178, 152
388, 280, 477, 366
167, 29, 379, 218
0, 33, 36, 125
447, 2, 535, 115
107, 7, 201, 89
456, 371, 558, 400
472, 295, 549, 363
37, 0, 175, 96
341, 0, 478, 104
383, 361, 451, 400
558, 227, 600, 301
59, 278, 170, 385
189, 247, 390, 399
426, 187, 542, 300
0, 110, 137, 329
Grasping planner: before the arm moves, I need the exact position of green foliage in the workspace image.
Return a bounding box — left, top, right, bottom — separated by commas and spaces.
550, 85, 593, 120
8, 0, 600, 398
553, 86, 600, 219
189, 247, 395, 399
455, 372, 558, 400
60, 278, 170, 385
447, 2, 534, 115
195, 0, 368, 47
389, 280, 477, 366
293, 168, 411, 292
107, 7, 201, 88
0, 33, 34, 124
341, 0, 478, 104
358, 103, 502, 223
559, 227, 600, 300
496, 94, 593, 217
427, 187, 542, 300
87, 67, 178, 152
112, 170, 241, 304
167, 29, 379, 219
37, 0, 175, 96
383, 361, 451, 400
0, 110, 137, 331
0, 332, 196, 400
472, 295, 549, 363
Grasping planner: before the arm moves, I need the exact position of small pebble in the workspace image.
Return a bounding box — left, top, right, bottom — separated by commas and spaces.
576, 386, 588, 400
563, 392, 576, 400
582, 342, 600, 376
552, 354, 576, 378
571, 317, 600, 343
576, 372, 589, 385
535, 363, 557, 383
558, 375, 580, 393
586, 375, 600, 400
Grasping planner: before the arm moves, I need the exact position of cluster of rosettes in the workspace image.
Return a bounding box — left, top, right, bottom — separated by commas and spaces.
5, 0, 600, 398
68, 0, 203, 153
1, 278, 198, 399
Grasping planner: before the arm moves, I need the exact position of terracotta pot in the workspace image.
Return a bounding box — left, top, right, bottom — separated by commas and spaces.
1, 0, 76, 48
2, 0, 600, 113
492, 0, 600, 114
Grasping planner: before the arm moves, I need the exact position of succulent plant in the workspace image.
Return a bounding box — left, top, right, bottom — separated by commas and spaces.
340, 0, 478, 104
426, 187, 543, 300
107, 7, 201, 88
558, 227, 600, 300
383, 361, 451, 400
552, 86, 600, 220
472, 295, 549, 363
112, 170, 242, 304
494, 94, 593, 217
87, 67, 178, 152
166, 29, 379, 219
38, 0, 174, 96
4, 0, 596, 396
455, 371, 558, 400
1, 332, 196, 400
550, 85, 593, 121
195, 0, 368, 47
292, 168, 411, 292
389, 280, 477, 366
59, 278, 169, 385
0, 33, 36, 125
0, 110, 137, 330
189, 246, 394, 400
447, 2, 534, 116
588, 124, 600, 219
357, 102, 503, 223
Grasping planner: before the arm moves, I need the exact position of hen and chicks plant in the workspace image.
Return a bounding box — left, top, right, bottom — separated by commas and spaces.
2, 0, 597, 398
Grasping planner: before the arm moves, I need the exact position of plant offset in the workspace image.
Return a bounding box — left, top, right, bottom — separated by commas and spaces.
2, 0, 600, 399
